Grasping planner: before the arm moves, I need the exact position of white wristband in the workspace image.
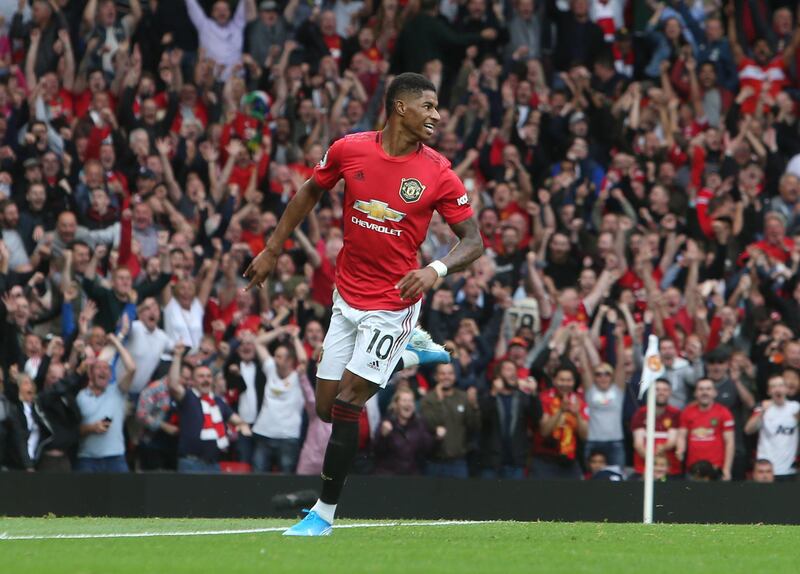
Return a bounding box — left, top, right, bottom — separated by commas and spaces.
427, 260, 448, 278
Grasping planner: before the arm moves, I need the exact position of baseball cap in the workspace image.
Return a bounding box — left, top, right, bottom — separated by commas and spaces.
259, 0, 278, 11
509, 337, 529, 349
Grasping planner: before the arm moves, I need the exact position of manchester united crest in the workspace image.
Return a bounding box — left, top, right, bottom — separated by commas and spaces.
399, 178, 426, 203
647, 356, 662, 372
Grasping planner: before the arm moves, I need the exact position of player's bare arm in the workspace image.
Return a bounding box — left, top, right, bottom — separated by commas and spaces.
396, 216, 483, 300
243, 178, 326, 290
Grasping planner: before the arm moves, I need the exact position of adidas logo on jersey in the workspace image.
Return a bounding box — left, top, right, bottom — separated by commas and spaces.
367, 360, 381, 370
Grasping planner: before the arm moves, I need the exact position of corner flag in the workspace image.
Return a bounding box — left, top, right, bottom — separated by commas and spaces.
640, 334, 664, 525
639, 335, 664, 400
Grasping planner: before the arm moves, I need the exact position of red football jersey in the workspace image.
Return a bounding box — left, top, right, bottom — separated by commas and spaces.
533, 388, 589, 461
738, 57, 787, 115
630, 405, 682, 475
540, 301, 589, 334
679, 402, 734, 469
312, 131, 473, 311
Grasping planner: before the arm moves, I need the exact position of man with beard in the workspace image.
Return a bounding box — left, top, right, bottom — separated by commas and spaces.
169, 343, 251, 473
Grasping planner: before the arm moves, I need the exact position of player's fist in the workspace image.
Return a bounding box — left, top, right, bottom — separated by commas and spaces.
396, 266, 439, 300
435, 426, 447, 439
243, 246, 279, 291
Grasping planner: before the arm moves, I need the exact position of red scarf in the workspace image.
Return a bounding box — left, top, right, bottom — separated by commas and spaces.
196, 390, 229, 449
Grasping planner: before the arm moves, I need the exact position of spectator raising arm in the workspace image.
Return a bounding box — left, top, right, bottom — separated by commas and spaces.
293, 227, 321, 269
197, 253, 221, 309
725, 2, 745, 67
168, 343, 187, 402
583, 257, 620, 317
782, 12, 800, 69
107, 332, 136, 394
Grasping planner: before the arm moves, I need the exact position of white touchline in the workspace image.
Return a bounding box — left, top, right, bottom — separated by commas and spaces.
0, 520, 493, 541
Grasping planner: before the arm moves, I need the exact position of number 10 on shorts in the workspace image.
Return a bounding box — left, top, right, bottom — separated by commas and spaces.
367, 329, 395, 360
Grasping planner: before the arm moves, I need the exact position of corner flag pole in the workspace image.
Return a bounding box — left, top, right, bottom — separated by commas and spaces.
643, 372, 656, 524
639, 335, 663, 525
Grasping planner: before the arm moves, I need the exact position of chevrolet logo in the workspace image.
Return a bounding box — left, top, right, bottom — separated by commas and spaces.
353, 200, 405, 223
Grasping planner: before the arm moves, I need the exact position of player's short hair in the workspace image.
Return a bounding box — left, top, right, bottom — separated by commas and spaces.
385, 73, 436, 118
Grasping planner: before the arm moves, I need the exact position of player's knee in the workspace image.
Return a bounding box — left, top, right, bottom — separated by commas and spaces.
336, 371, 376, 408
335, 387, 370, 408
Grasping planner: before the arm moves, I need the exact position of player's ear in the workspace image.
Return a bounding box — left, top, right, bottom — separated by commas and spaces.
394, 99, 405, 117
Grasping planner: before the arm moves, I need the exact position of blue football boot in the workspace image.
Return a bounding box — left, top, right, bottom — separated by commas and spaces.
282, 510, 333, 537
405, 328, 451, 365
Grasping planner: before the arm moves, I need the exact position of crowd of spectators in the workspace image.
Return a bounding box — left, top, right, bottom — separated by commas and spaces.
0, 0, 799, 483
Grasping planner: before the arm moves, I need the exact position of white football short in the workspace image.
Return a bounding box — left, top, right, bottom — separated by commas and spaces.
317, 289, 420, 387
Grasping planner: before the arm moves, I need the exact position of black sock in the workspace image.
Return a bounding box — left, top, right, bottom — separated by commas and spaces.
319, 399, 362, 505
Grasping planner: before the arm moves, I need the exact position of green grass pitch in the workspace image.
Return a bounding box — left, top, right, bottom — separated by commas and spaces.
2, 517, 799, 574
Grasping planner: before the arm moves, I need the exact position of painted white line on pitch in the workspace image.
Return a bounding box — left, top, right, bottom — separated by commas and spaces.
0, 520, 492, 541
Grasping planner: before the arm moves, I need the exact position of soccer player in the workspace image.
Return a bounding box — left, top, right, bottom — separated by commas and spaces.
243, 73, 484, 536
